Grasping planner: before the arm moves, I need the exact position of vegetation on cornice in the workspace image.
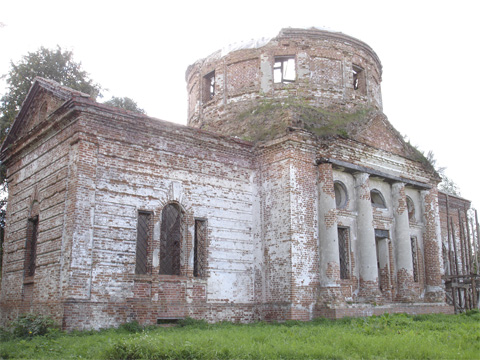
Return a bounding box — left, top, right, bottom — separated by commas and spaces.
237, 97, 441, 180
237, 97, 373, 142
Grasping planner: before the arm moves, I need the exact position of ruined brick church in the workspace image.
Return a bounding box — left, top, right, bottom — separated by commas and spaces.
0, 28, 458, 330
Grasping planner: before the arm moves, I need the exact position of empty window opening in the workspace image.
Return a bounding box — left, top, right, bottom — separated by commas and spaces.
334, 181, 348, 209
375, 232, 391, 293
194, 219, 208, 278
274, 56, 296, 83
352, 64, 366, 94
337, 227, 350, 279
411, 236, 419, 282
406, 196, 415, 223
25, 216, 39, 277
160, 203, 183, 275
203, 71, 215, 102
370, 189, 386, 208
135, 211, 152, 275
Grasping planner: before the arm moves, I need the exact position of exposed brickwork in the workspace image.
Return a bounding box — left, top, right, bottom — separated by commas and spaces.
0, 28, 456, 330
422, 188, 444, 302
437, 192, 472, 277
186, 28, 383, 140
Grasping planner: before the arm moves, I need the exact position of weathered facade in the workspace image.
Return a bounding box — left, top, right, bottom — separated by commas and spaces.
1, 28, 457, 330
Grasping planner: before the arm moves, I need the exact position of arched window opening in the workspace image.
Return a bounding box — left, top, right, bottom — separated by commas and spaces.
334, 181, 348, 209
160, 203, 183, 275
370, 189, 386, 208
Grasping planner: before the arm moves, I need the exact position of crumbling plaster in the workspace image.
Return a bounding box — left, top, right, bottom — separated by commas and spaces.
0, 28, 456, 330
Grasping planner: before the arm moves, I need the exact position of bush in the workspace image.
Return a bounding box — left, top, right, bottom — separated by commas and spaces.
465, 309, 480, 317
177, 317, 209, 328
118, 320, 144, 333
9, 313, 57, 338
0, 326, 13, 341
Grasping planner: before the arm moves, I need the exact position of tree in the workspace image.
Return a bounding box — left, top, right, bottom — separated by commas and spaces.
0, 46, 103, 273
0, 46, 102, 142
439, 175, 461, 197
104, 96, 145, 114
425, 150, 461, 196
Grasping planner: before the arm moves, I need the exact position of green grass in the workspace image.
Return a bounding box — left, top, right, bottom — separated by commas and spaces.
1, 312, 479, 359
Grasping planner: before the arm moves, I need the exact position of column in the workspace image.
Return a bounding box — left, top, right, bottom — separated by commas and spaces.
317, 163, 340, 289
392, 182, 416, 301
422, 188, 444, 302
354, 172, 380, 300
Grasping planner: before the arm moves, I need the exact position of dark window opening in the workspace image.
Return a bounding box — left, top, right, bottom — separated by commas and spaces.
157, 317, 183, 325
406, 196, 415, 223
334, 181, 348, 209
25, 216, 38, 277
375, 232, 390, 293
371, 189, 386, 208
135, 211, 152, 275
160, 203, 182, 275
411, 236, 419, 282
274, 56, 296, 83
194, 219, 207, 278
352, 64, 366, 94
338, 227, 350, 279
204, 71, 215, 102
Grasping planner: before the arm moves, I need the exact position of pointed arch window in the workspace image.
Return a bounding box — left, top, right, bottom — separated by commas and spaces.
160, 203, 183, 275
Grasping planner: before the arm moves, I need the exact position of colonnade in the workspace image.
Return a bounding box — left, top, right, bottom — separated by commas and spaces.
318, 163, 443, 302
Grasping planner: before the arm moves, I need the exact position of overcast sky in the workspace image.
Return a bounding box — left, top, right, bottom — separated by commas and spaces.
1, 0, 479, 209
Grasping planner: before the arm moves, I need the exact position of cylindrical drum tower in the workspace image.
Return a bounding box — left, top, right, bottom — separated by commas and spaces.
185, 27, 383, 140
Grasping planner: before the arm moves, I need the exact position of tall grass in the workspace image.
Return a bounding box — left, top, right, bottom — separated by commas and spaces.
1, 312, 479, 359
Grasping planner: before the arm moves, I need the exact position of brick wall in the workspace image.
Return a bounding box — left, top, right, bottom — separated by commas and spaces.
0, 27, 455, 329
186, 28, 383, 139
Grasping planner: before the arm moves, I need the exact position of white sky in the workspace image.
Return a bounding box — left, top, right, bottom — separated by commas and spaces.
1, 0, 479, 209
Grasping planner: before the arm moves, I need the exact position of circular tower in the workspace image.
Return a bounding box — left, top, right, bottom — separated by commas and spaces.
185, 27, 383, 141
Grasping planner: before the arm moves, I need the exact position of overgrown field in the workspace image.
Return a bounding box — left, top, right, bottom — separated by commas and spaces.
1, 312, 479, 359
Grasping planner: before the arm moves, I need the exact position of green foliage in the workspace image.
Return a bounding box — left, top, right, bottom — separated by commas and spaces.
0, 46, 102, 143
103, 339, 160, 360
7, 312, 57, 339
177, 317, 209, 328
0, 47, 104, 275
104, 96, 145, 114
421, 149, 461, 195
439, 174, 461, 196
236, 97, 373, 142
0, 325, 13, 341
117, 320, 145, 333
0, 313, 479, 359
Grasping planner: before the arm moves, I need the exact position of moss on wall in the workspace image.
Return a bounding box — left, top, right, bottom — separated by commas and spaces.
236, 97, 372, 142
